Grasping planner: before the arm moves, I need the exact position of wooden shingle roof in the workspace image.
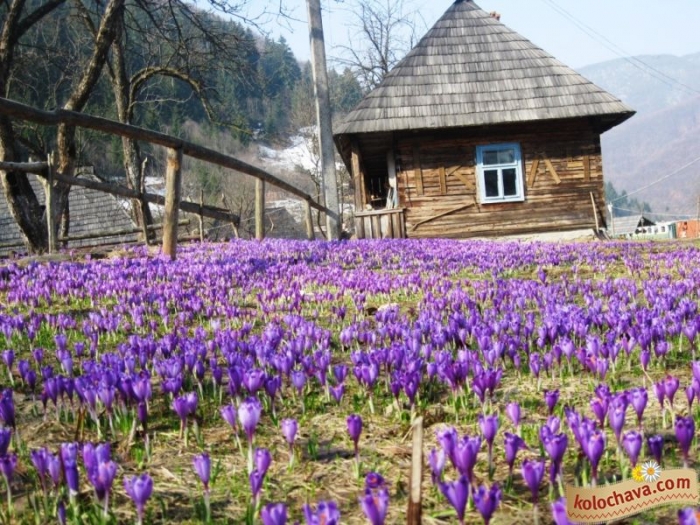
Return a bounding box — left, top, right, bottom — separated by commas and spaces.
335, 0, 634, 136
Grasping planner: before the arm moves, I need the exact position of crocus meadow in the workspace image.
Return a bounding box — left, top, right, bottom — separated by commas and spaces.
0, 238, 699, 523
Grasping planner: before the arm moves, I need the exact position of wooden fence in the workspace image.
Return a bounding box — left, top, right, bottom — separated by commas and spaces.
0, 97, 327, 259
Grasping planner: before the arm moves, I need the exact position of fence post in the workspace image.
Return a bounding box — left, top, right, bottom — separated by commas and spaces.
45, 153, 56, 254
199, 189, 205, 243
255, 178, 265, 240
140, 174, 150, 246
162, 147, 183, 260
304, 200, 314, 240
407, 416, 423, 525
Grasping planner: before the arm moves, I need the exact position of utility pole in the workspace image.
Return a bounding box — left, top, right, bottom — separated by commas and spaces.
307, 0, 340, 240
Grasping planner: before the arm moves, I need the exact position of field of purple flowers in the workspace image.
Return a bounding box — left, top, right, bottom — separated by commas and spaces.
0, 238, 699, 524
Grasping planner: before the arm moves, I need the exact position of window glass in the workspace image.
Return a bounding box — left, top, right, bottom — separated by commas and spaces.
483, 151, 499, 165
498, 149, 515, 164
502, 168, 517, 196
484, 170, 499, 197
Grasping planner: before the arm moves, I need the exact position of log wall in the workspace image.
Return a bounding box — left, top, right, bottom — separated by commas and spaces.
393, 121, 606, 238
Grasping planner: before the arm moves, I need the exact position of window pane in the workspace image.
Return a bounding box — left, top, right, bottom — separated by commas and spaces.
502, 168, 518, 196
483, 151, 498, 165
498, 149, 515, 164
484, 170, 499, 197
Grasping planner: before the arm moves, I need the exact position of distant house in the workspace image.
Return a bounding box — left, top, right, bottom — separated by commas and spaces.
334, 0, 634, 239
0, 174, 139, 256
608, 214, 677, 240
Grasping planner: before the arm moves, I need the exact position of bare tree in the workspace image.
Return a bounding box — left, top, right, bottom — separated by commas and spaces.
334, 0, 422, 91
0, 0, 256, 252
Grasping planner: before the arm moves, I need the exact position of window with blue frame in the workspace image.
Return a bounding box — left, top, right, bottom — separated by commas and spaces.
476, 143, 525, 203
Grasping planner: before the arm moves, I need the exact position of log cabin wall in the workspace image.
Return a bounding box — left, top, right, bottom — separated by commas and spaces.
394, 120, 606, 238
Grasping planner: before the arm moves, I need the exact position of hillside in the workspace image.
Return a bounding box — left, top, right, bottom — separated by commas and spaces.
579, 53, 700, 217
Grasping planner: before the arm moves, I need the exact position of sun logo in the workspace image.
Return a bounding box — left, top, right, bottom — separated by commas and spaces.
631, 465, 644, 482
641, 460, 662, 483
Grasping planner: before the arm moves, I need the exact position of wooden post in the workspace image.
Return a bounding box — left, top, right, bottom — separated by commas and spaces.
407, 416, 424, 525
304, 200, 315, 240
45, 153, 56, 254
140, 173, 150, 246
590, 192, 600, 232
307, 0, 340, 240
162, 147, 183, 260
255, 178, 265, 240
199, 189, 205, 243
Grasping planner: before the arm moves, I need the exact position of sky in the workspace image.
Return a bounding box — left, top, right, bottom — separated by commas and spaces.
232, 0, 700, 71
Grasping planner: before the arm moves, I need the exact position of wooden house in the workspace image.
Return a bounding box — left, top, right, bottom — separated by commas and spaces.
334, 0, 635, 239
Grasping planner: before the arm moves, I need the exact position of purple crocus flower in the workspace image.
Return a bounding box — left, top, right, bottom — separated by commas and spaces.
347, 414, 363, 460
647, 434, 664, 465
479, 413, 499, 475
193, 453, 211, 491
261, 502, 288, 525
60, 442, 80, 497
238, 397, 262, 443
437, 426, 457, 467
504, 432, 527, 476
439, 475, 469, 525
521, 458, 545, 504
0, 452, 17, 484
551, 497, 576, 525
220, 403, 237, 430
622, 431, 642, 467
302, 500, 340, 525
678, 508, 700, 525
453, 435, 481, 484
675, 416, 695, 468
124, 473, 153, 525
360, 483, 389, 525
428, 448, 446, 485
281, 418, 297, 447
665, 375, 680, 407
543, 432, 568, 485
583, 429, 606, 486
0, 428, 10, 455
473, 483, 501, 525
249, 468, 265, 502
545, 389, 560, 415
505, 402, 521, 430
628, 387, 647, 428
607, 401, 626, 444
255, 448, 272, 478
0, 389, 15, 428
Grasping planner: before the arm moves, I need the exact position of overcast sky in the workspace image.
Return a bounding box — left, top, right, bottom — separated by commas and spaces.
236, 0, 700, 71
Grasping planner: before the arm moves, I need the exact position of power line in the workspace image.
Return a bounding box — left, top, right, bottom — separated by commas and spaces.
610, 206, 697, 219
538, 0, 700, 98
610, 155, 700, 203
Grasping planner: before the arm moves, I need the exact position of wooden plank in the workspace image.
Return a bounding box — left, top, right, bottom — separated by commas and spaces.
412, 148, 424, 195
351, 141, 365, 210
406, 416, 424, 525
527, 157, 540, 188
45, 154, 56, 254
438, 167, 447, 195
255, 178, 265, 240
371, 214, 381, 239
583, 155, 590, 182
305, 201, 315, 240
38, 170, 239, 224
411, 199, 476, 231
0, 96, 327, 214
543, 158, 562, 184
590, 191, 600, 231
162, 147, 183, 260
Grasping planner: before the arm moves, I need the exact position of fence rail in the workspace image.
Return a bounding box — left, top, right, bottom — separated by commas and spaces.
0, 97, 329, 258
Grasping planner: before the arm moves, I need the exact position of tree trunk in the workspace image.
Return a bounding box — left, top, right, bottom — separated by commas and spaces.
110, 14, 153, 240
0, 0, 65, 253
